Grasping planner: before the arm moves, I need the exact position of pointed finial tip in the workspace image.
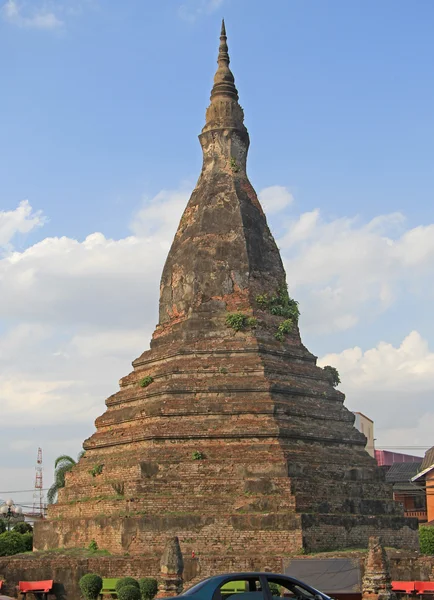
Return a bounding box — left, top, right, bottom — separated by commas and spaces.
221, 18, 226, 37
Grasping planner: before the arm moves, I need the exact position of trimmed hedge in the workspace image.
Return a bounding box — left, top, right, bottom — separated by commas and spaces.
79, 574, 103, 600
118, 586, 141, 600
116, 578, 140, 594
139, 578, 158, 600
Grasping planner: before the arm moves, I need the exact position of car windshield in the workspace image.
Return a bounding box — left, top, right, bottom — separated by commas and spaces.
266, 578, 326, 600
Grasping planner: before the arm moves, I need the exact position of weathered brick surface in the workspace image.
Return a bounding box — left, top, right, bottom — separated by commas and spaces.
1, 551, 434, 600
35, 23, 418, 561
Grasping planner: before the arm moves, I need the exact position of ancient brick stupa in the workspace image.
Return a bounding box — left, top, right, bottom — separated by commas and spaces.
35, 22, 418, 562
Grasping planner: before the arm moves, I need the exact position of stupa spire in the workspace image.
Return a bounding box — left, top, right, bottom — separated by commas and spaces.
202, 20, 246, 134
210, 19, 238, 101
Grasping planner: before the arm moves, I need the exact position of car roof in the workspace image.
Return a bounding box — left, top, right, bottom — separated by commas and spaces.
206, 573, 307, 581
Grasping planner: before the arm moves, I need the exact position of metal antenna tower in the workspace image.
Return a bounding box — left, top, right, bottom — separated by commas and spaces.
32, 447, 44, 518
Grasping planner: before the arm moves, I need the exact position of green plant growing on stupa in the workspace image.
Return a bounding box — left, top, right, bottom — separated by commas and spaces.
230, 157, 240, 172
89, 464, 104, 477
256, 283, 300, 321
139, 376, 154, 388
275, 319, 294, 341
322, 365, 341, 387
192, 451, 205, 460
226, 313, 257, 331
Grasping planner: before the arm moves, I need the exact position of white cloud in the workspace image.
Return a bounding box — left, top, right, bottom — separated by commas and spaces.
258, 185, 294, 215
131, 187, 189, 246
318, 331, 434, 451
318, 330, 434, 393
278, 206, 434, 333
178, 0, 224, 22
1, 0, 63, 29
0, 200, 46, 249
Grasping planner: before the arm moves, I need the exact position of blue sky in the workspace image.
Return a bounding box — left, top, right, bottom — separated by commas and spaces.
1, 0, 434, 505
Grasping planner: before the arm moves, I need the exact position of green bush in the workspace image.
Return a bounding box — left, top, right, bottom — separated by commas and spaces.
89, 464, 104, 477
275, 318, 294, 341
116, 578, 140, 594
0, 531, 27, 556
420, 526, 434, 555
0, 520, 6, 534
13, 522, 33, 534
79, 574, 103, 600
139, 376, 154, 388
323, 365, 341, 387
256, 284, 300, 321
118, 585, 141, 600
22, 532, 33, 552
139, 578, 158, 600
226, 313, 257, 332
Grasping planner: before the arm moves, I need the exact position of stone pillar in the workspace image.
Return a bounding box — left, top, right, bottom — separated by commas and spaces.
157, 536, 184, 598
362, 536, 397, 600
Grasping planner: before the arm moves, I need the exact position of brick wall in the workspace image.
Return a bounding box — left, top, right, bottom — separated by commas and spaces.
1, 551, 433, 600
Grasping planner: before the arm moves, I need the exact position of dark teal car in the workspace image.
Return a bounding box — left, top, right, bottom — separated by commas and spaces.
180, 573, 332, 600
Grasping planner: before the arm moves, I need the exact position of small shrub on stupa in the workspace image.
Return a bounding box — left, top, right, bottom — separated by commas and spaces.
275, 318, 294, 341
323, 365, 341, 387
226, 313, 257, 331
139, 376, 154, 388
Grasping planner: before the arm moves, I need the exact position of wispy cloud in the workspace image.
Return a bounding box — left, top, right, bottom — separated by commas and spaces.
1, 0, 63, 29
178, 0, 224, 22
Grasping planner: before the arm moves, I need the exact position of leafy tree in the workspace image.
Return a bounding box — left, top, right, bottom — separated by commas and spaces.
0, 531, 27, 556
13, 522, 33, 534
47, 451, 84, 504
420, 526, 434, 555
323, 365, 341, 387
22, 532, 33, 552
139, 578, 158, 600
79, 574, 103, 600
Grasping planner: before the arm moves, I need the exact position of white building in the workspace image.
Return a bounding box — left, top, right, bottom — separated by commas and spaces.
352, 412, 375, 458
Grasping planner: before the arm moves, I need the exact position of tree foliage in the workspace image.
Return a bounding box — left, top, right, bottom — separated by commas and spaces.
0, 531, 27, 556
47, 451, 85, 504
323, 365, 341, 387
79, 574, 103, 600
13, 522, 33, 534
420, 526, 434, 555
22, 532, 33, 552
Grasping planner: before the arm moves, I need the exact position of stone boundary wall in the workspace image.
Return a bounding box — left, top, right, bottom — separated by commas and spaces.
0, 552, 433, 600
